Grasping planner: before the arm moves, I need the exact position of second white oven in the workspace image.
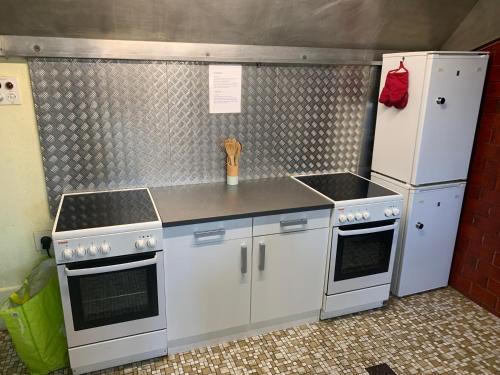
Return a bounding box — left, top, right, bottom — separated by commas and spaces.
327, 219, 399, 295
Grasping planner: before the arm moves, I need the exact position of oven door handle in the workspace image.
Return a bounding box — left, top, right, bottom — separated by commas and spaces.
64, 254, 158, 276
337, 222, 398, 237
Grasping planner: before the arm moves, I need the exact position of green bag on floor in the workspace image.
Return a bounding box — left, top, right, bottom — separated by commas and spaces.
0, 259, 69, 374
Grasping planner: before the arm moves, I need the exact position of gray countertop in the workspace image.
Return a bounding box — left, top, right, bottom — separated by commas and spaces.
150, 177, 333, 227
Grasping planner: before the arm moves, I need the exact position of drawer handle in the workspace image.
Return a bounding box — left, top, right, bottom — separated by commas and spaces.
194, 228, 226, 238
280, 218, 308, 227
241, 244, 247, 274
259, 242, 266, 271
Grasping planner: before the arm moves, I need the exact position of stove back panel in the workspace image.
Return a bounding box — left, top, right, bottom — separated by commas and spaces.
28, 59, 377, 214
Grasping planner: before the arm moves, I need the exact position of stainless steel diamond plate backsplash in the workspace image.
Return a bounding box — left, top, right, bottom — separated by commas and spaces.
29, 59, 375, 215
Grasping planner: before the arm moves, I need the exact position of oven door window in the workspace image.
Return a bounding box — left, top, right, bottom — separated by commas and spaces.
334, 221, 395, 281
66, 253, 159, 330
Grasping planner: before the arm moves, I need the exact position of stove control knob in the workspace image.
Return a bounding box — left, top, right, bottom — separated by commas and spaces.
355, 212, 362, 221
100, 243, 111, 254
392, 208, 400, 216
338, 214, 347, 223
347, 213, 355, 222
135, 239, 146, 250
146, 237, 156, 248
76, 245, 86, 257
63, 248, 74, 260
384, 208, 393, 217
88, 244, 98, 256
362, 211, 370, 220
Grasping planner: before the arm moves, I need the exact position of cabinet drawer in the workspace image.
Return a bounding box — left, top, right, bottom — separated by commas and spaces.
164, 218, 252, 243
253, 209, 331, 237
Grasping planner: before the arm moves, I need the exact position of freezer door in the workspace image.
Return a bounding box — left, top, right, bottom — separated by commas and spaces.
394, 183, 465, 297
412, 56, 487, 185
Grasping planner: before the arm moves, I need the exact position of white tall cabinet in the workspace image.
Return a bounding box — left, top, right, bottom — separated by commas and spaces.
371, 51, 488, 297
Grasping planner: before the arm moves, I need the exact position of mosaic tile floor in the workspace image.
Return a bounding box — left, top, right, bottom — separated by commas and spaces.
1, 287, 499, 375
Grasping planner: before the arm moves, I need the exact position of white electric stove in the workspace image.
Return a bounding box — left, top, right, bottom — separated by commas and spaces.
52, 188, 167, 374
294, 172, 403, 318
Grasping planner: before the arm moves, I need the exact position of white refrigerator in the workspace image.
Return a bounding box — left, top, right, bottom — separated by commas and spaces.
370, 51, 488, 297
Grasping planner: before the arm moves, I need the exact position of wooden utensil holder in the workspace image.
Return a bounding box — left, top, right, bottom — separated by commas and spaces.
227, 164, 239, 185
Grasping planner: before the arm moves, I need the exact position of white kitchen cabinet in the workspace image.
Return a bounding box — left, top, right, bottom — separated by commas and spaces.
164, 210, 331, 348
251, 226, 329, 323
164, 219, 252, 342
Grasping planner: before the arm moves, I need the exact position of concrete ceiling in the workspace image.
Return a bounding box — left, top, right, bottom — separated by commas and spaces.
442, 0, 500, 50
2, 0, 479, 51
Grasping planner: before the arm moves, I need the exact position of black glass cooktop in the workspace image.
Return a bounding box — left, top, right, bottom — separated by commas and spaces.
55, 189, 158, 232
296, 173, 398, 202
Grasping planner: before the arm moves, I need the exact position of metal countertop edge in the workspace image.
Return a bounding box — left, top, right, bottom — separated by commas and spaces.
160, 204, 334, 228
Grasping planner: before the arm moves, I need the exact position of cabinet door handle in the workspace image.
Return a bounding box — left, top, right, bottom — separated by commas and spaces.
193, 228, 226, 238
259, 242, 266, 271
241, 244, 247, 274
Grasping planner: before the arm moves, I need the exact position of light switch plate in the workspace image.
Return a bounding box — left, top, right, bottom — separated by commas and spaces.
0, 77, 21, 105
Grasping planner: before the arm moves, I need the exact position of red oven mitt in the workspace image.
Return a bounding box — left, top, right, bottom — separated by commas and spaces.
379, 61, 409, 109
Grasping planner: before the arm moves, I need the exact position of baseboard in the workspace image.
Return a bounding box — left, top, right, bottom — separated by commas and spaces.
167, 310, 320, 354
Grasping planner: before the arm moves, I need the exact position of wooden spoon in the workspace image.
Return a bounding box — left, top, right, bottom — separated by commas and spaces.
235, 141, 242, 166
224, 138, 236, 166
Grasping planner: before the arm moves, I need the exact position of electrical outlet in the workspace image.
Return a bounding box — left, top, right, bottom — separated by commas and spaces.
33, 230, 52, 252
0, 77, 21, 105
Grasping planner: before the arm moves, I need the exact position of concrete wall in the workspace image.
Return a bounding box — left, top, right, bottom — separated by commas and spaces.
442, 0, 500, 51
0, 58, 52, 314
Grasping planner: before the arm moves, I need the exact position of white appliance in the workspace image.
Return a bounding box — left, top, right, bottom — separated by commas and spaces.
294, 173, 403, 318
371, 51, 488, 297
371, 174, 466, 296
52, 188, 167, 374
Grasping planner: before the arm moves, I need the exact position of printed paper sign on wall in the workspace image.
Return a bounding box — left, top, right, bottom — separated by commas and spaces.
209, 65, 242, 113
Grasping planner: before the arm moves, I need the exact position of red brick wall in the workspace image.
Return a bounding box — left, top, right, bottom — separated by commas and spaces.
449, 40, 500, 317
